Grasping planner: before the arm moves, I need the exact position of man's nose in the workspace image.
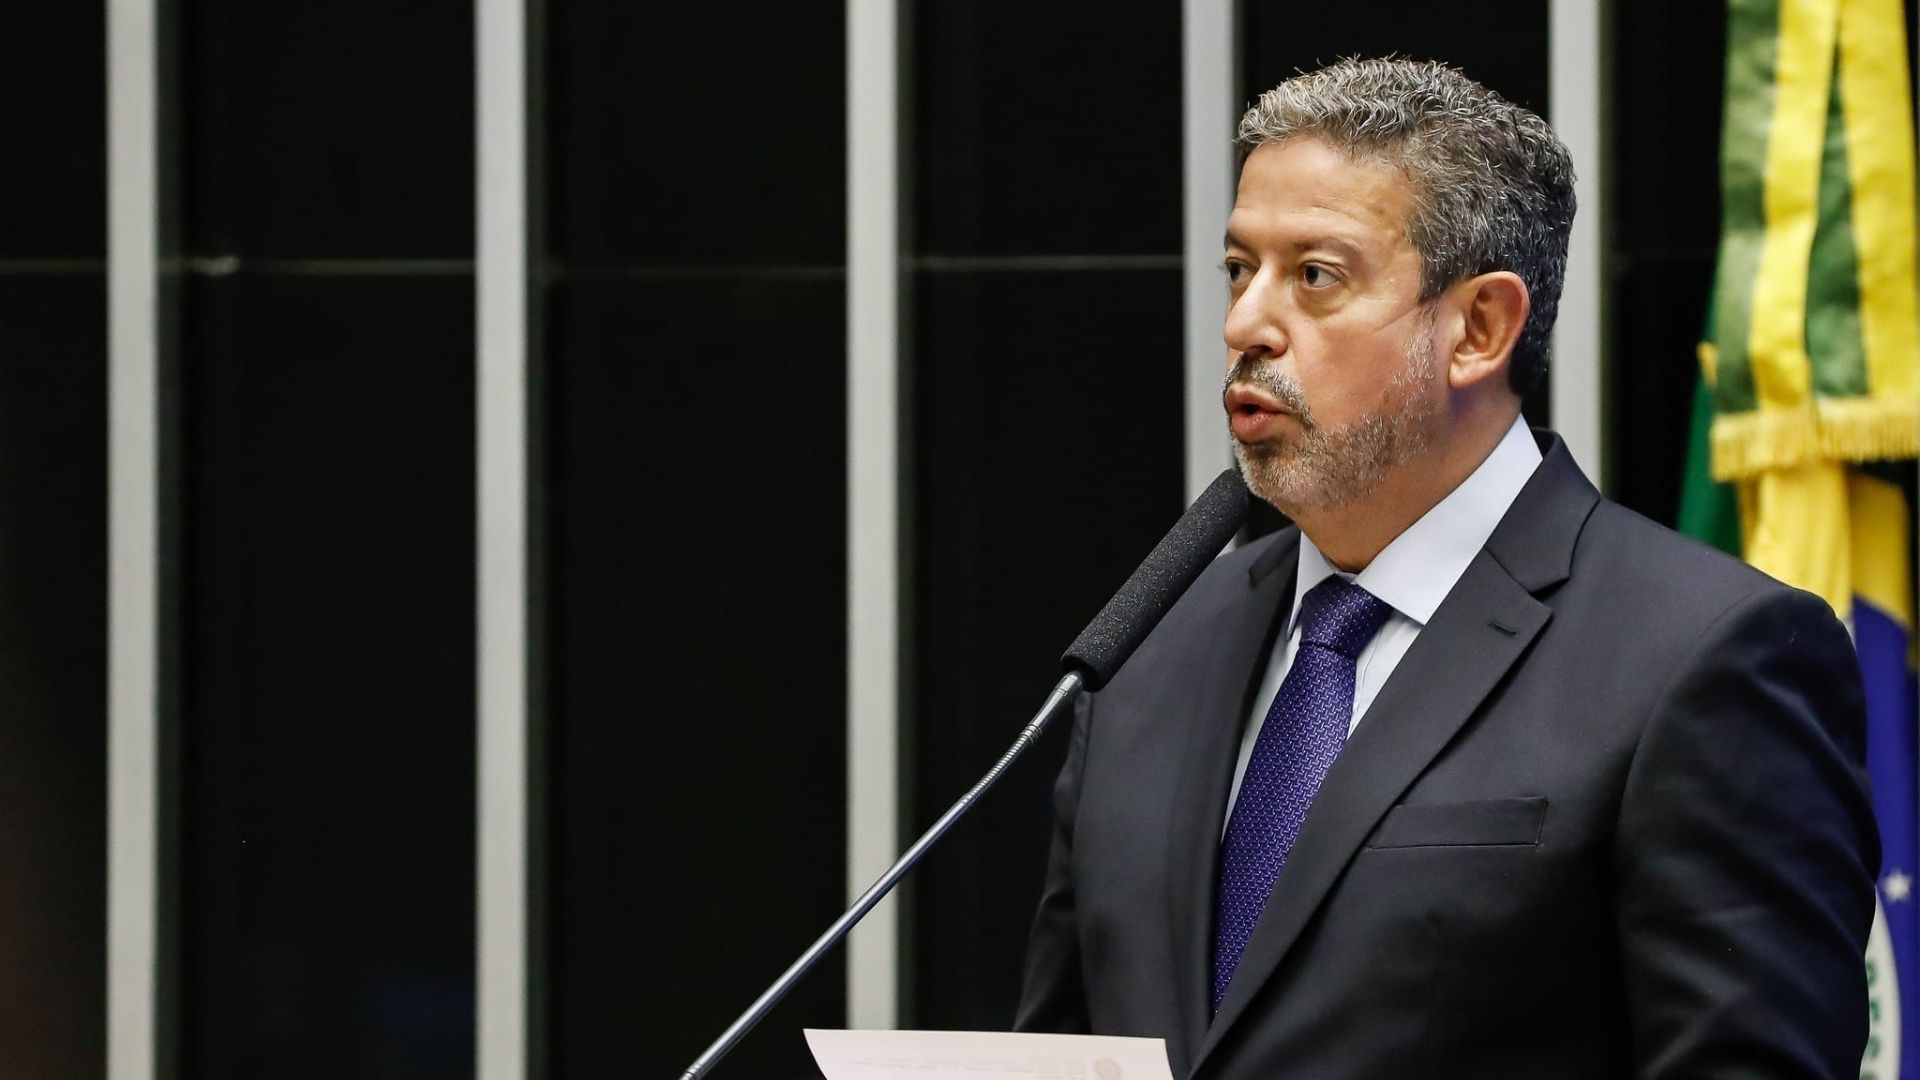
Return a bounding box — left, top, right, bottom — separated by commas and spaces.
1223, 279, 1287, 361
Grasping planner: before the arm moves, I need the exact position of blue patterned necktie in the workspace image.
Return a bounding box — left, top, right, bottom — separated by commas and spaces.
1211, 577, 1393, 1016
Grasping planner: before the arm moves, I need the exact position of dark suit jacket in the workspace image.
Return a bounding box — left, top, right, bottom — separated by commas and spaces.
1016, 432, 1879, 1078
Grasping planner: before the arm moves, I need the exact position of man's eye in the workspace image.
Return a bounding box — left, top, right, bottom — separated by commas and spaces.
1302, 264, 1337, 288
1221, 260, 1251, 286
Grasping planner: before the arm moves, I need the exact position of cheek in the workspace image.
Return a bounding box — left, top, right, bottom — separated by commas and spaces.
1296, 334, 1408, 421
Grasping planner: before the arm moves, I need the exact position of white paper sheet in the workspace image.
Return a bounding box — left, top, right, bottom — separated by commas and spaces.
804, 1029, 1175, 1080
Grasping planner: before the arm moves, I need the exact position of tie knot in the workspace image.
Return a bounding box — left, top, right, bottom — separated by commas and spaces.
1296, 578, 1393, 660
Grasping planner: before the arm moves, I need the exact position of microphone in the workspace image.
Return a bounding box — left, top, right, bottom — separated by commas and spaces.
678, 467, 1253, 1079
1063, 466, 1252, 689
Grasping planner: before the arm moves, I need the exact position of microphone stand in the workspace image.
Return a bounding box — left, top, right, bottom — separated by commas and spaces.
675, 464, 1250, 1077
676, 670, 1087, 1080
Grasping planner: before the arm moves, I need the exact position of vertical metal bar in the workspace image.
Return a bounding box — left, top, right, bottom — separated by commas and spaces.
108, 0, 160, 1075
1183, 0, 1237, 502
477, 0, 529, 1071
847, 0, 901, 1031
1550, 0, 1606, 486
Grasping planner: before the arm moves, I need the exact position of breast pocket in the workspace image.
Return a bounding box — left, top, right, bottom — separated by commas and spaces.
1364, 796, 1547, 849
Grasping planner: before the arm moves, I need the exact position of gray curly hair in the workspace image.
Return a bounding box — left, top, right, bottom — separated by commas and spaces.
1238, 58, 1576, 396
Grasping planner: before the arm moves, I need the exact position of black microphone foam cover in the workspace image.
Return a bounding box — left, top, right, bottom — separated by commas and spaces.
1062, 467, 1251, 690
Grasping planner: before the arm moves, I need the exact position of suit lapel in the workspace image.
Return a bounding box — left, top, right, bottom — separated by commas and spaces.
1190, 433, 1598, 1073
1163, 530, 1297, 1070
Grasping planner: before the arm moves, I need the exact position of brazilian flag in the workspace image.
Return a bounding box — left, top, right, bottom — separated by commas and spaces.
1681, 0, 1920, 1074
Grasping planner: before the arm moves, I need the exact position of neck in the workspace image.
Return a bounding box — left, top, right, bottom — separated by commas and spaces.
1293, 405, 1520, 573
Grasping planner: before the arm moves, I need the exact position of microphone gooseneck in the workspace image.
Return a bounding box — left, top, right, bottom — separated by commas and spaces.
678, 466, 1252, 1079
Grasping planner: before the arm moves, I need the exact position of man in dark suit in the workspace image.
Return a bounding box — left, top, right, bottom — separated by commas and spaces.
1016, 58, 1879, 1077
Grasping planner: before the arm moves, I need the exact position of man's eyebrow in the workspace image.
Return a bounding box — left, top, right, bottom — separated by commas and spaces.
1221, 231, 1369, 262
1292, 235, 1366, 260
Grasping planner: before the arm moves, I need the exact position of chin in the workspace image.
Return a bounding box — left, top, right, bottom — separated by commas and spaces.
1233, 442, 1318, 517
1234, 437, 1397, 520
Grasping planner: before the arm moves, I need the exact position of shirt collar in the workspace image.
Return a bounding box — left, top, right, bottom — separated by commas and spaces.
1290, 415, 1543, 634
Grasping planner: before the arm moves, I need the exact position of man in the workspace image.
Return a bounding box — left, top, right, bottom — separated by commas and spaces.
1016, 58, 1879, 1078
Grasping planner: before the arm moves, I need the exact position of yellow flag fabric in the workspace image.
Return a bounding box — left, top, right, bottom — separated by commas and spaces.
1703, 0, 1919, 497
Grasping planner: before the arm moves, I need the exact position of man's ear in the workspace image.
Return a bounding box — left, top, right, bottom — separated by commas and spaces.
1447, 271, 1530, 390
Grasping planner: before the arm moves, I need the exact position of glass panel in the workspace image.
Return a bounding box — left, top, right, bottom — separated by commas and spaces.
0, 277, 107, 1079
541, 273, 848, 1077
911, 2, 1181, 257
177, 0, 475, 258
171, 0, 476, 1066
1, 6, 105, 257
1240, 7, 1550, 119
909, 267, 1184, 1027
176, 274, 476, 1078
539, 0, 849, 1071
1606, 0, 1728, 523
545, 6, 845, 268
0, 3, 107, 1074
904, 0, 1183, 1028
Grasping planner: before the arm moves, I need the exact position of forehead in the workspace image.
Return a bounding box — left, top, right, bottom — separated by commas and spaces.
1227, 137, 1416, 253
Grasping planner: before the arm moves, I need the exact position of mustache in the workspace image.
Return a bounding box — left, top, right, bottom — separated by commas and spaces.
1223, 354, 1314, 429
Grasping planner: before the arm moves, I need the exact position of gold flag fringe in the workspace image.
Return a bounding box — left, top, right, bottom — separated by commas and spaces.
1709, 395, 1920, 480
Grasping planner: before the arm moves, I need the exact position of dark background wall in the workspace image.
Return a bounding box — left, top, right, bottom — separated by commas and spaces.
1607, 2, 1731, 524
4, 1, 1913, 1077
0, 4, 107, 1079
171, 0, 478, 1076
539, 4, 848, 1078
904, 0, 1185, 1032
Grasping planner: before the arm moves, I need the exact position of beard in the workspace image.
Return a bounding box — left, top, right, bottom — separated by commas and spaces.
1226, 314, 1440, 518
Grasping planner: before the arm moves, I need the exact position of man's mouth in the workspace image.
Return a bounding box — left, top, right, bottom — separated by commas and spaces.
1224, 383, 1286, 412
1225, 384, 1292, 440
